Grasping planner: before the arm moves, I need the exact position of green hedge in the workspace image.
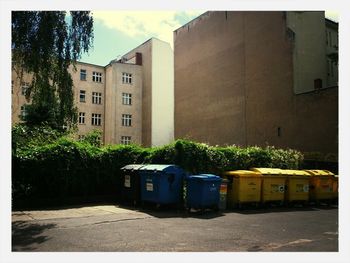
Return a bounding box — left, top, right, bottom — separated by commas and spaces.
12, 134, 304, 206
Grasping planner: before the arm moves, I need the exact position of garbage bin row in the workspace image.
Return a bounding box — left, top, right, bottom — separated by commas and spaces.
119, 164, 338, 211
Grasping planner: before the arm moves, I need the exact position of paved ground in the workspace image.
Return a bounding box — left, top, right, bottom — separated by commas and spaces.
12, 204, 338, 252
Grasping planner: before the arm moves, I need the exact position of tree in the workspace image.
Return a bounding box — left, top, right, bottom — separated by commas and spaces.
12, 11, 94, 130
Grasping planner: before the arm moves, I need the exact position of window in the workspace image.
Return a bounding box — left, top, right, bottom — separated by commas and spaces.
121, 136, 131, 145
79, 112, 85, 124
20, 105, 27, 120
122, 72, 132, 84
122, 114, 132, 126
92, 92, 102, 104
91, 113, 102, 126
21, 82, 29, 96
92, 71, 102, 83
122, 93, 132, 105
329, 31, 332, 47
80, 90, 86, 102
80, 69, 87, 81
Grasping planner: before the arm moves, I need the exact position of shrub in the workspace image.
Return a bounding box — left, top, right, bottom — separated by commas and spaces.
12, 128, 304, 206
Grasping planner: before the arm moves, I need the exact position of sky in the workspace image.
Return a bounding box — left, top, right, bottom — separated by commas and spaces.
80, 11, 338, 66
80, 11, 204, 66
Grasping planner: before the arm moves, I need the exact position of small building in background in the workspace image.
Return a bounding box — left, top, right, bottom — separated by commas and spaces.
11, 38, 174, 147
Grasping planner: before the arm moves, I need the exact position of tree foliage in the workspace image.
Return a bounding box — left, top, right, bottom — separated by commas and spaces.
12, 11, 94, 130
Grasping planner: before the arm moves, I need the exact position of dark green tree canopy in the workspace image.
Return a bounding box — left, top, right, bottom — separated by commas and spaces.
12, 11, 94, 130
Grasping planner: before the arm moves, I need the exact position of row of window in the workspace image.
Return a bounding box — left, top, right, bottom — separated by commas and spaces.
79, 90, 132, 105
78, 113, 133, 127
80, 69, 133, 84
78, 134, 131, 145
80, 69, 103, 83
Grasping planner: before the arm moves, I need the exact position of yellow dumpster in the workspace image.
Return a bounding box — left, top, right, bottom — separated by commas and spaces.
332, 174, 338, 202
280, 169, 310, 204
223, 170, 262, 208
251, 168, 286, 205
304, 170, 334, 202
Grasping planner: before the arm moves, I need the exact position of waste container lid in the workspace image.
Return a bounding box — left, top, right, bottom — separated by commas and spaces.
224, 170, 261, 177
139, 164, 182, 172
304, 170, 335, 176
250, 168, 284, 175
187, 174, 222, 181
281, 169, 310, 176
121, 164, 145, 171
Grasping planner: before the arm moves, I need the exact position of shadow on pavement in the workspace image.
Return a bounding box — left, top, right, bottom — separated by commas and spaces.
116, 202, 225, 219
12, 221, 56, 251
224, 204, 338, 215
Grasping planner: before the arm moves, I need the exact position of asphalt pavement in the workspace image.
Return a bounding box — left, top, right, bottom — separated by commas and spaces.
12, 203, 338, 252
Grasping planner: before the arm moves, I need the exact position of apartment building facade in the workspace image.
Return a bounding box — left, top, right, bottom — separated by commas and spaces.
12, 38, 174, 147
174, 11, 338, 160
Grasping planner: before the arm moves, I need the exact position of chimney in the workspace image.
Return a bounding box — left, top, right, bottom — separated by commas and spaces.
136, 52, 142, 66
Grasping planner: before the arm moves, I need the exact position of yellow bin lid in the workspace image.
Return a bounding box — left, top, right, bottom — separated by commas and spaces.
304, 170, 335, 176
281, 169, 311, 176
250, 168, 284, 175
224, 170, 262, 178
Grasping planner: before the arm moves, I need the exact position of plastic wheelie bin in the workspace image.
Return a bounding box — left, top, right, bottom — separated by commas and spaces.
186, 174, 222, 211
139, 164, 185, 206
332, 174, 338, 202
120, 164, 145, 205
223, 170, 262, 208
250, 168, 286, 205
280, 169, 310, 205
304, 170, 334, 204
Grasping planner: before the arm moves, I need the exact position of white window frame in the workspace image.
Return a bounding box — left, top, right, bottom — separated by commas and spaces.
91, 113, 102, 126
80, 90, 86, 102
21, 82, 29, 96
122, 114, 132, 126
121, 136, 131, 145
122, 93, 132, 105
92, 71, 102, 83
79, 112, 85, 124
92, 92, 102, 104
80, 69, 87, 81
122, 72, 132, 84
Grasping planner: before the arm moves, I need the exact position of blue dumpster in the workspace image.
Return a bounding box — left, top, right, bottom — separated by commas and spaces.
120, 164, 145, 205
186, 174, 222, 211
139, 164, 185, 205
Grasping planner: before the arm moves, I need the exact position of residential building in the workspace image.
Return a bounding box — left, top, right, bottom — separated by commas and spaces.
12, 38, 174, 147
174, 11, 338, 161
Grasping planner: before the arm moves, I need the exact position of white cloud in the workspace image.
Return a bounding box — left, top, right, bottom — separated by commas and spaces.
92, 11, 204, 48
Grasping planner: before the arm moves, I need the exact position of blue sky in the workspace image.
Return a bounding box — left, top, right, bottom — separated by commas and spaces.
80, 11, 338, 66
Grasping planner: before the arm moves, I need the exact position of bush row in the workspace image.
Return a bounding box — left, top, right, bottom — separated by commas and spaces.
12, 133, 304, 206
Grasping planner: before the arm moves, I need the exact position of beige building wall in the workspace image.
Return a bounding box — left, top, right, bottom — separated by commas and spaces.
151, 39, 174, 146
122, 38, 175, 147
71, 62, 105, 137
12, 38, 173, 147
104, 62, 142, 145
123, 40, 153, 147
174, 12, 247, 146
325, 19, 338, 88
174, 11, 338, 157
286, 12, 328, 94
